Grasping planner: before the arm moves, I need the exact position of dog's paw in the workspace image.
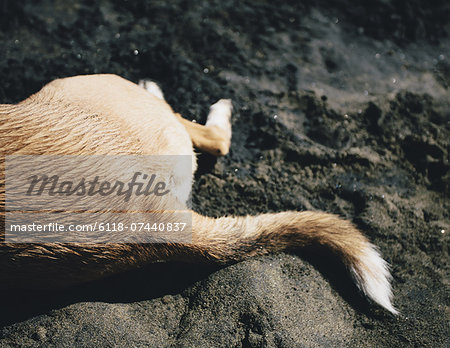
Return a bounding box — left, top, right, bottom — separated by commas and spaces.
138, 79, 165, 100
206, 99, 232, 139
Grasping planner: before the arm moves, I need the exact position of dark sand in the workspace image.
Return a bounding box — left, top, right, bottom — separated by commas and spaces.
0, 0, 448, 347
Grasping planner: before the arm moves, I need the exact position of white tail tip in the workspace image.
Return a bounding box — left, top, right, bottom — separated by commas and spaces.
351, 243, 399, 315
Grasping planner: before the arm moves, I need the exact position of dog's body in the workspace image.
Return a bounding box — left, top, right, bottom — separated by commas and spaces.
0, 74, 397, 314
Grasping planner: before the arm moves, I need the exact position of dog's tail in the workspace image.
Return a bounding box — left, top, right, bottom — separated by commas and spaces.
0, 210, 397, 314
191, 211, 398, 314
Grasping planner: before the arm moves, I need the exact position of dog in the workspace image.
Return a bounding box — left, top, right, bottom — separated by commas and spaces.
0, 74, 397, 314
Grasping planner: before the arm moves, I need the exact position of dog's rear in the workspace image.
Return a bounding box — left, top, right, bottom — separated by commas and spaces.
0, 74, 397, 314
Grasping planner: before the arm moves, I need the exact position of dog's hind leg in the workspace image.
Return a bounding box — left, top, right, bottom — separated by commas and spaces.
175, 99, 232, 156
138, 79, 232, 156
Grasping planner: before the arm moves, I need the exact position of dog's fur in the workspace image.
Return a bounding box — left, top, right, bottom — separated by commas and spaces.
0, 74, 397, 314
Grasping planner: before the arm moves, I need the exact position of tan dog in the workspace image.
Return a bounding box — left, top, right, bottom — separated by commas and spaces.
0, 74, 397, 314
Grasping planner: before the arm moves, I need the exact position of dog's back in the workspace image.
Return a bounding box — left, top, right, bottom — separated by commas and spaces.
1, 74, 194, 158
